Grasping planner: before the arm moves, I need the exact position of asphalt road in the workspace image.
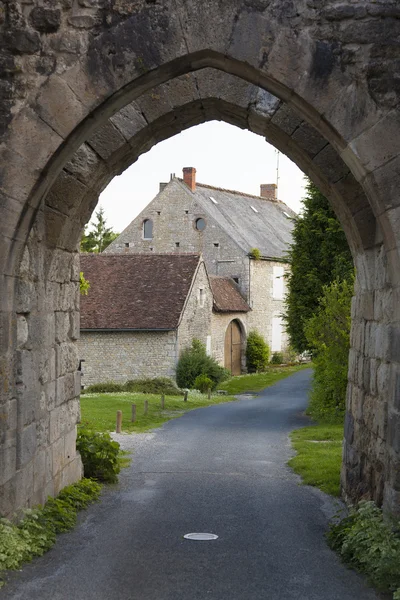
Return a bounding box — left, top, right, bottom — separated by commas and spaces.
2, 369, 380, 600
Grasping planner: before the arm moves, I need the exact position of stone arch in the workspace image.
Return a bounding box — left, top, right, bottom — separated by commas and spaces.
1, 2, 400, 516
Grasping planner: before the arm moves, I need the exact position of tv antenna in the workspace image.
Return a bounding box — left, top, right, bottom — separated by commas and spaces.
275, 149, 280, 195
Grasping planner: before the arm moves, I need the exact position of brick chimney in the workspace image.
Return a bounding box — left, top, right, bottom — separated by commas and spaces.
183, 167, 196, 192
260, 183, 277, 200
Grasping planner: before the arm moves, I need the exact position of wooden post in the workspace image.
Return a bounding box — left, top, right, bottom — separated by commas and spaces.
161, 394, 165, 409
208, 388, 211, 399
116, 410, 122, 433
144, 400, 148, 415
184, 390, 188, 402
131, 404, 136, 423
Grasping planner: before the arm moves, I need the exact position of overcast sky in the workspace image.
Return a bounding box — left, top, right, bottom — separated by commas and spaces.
98, 121, 307, 233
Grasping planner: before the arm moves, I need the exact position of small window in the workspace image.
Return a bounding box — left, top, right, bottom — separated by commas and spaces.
273, 266, 284, 299
214, 242, 219, 248
157, 211, 161, 216
175, 242, 180, 248
283, 211, 291, 218
143, 219, 153, 239
199, 288, 205, 307
195, 218, 206, 232
185, 210, 189, 214
232, 277, 239, 284
124, 242, 129, 248
149, 247, 154, 252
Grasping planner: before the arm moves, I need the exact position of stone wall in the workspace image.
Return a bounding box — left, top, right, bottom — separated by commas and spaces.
78, 331, 178, 386
1, 0, 400, 516
246, 260, 290, 352
177, 262, 213, 355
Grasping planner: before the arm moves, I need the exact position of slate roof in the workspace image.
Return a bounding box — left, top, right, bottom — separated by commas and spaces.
177, 179, 295, 259
80, 253, 201, 330
209, 276, 250, 313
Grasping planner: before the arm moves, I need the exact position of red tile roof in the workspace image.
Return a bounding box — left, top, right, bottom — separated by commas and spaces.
209, 276, 251, 313
80, 253, 200, 330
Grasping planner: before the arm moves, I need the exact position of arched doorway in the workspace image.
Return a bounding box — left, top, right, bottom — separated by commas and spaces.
225, 320, 242, 376
1, 3, 400, 516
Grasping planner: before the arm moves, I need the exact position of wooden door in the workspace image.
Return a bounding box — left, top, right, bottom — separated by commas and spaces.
224, 320, 242, 375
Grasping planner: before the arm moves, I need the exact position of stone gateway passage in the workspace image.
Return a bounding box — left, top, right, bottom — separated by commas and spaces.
0, 1, 400, 517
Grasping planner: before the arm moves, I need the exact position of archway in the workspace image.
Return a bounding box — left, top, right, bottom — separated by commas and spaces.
224, 320, 245, 376
1, 2, 400, 517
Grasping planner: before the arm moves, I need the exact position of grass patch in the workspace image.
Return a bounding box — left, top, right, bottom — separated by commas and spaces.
80, 391, 236, 433
217, 364, 311, 395
288, 424, 344, 496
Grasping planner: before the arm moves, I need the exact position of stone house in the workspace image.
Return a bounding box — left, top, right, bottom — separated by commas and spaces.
79, 253, 250, 386
105, 167, 295, 353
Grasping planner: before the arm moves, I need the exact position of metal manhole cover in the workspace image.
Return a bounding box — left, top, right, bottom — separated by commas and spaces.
183, 533, 219, 541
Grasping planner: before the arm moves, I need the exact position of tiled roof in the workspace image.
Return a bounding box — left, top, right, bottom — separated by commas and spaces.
80, 253, 200, 330
209, 276, 251, 313
177, 179, 295, 259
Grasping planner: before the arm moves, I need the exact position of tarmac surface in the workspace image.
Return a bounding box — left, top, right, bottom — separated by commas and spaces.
2, 369, 381, 599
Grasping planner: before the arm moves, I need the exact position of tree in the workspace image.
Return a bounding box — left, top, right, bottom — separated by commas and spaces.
284, 180, 353, 353
80, 207, 119, 253
305, 277, 353, 423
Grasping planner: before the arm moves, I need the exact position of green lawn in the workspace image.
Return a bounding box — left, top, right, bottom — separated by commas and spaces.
217, 364, 311, 395
80, 391, 236, 433
288, 424, 344, 496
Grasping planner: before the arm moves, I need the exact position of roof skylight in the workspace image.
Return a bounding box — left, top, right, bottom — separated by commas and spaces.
209, 196, 218, 205
251, 206, 259, 213
283, 211, 291, 218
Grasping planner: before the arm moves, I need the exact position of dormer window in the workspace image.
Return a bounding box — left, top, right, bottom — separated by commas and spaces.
143, 219, 153, 240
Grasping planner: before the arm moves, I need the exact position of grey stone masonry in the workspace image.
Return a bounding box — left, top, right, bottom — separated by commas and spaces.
1, 0, 400, 516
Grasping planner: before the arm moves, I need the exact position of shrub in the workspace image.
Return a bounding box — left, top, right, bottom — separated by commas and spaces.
124, 377, 182, 396
246, 331, 270, 372
328, 501, 400, 597
176, 339, 229, 389
271, 351, 284, 364
76, 428, 120, 483
0, 479, 101, 585
249, 247, 261, 260
194, 374, 213, 393
305, 277, 353, 423
81, 382, 124, 394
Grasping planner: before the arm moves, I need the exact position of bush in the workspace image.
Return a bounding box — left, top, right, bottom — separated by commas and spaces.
0, 479, 101, 585
176, 339, 229, 390
249, 247, 261, 260
271, 351, 284, 364
328, 501, 400, 597
82, 382, 124, 394
305, 277, 353, 423
246, 331, 270, 372
76, 428, 120, 483
194, 374, 213, 393
124, 377, 182, 396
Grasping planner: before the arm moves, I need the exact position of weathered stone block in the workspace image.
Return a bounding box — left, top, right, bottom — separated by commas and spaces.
19, 423, 37, 467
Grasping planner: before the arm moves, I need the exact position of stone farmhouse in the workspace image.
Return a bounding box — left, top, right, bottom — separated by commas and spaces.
79, 253, 250, 386
105, 167, 295, 354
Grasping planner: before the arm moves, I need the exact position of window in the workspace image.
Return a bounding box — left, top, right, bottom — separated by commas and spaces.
175, 242, 180, 248
273, 266, 284, 299
195, 217, 206, 232
124, 242, 129, 248
214, 242, 219, 248
210, 196, 218, 205
185, 210, 189, 214
143, 219, 153, 239
272, 316, 283, 351
199, 288, 205, 307
250, 206, 259, 213
157, 211, 161, 216
232, 277, 239, 284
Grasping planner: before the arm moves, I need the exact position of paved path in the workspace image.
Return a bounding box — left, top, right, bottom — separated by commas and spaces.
2, 370, 380, 599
